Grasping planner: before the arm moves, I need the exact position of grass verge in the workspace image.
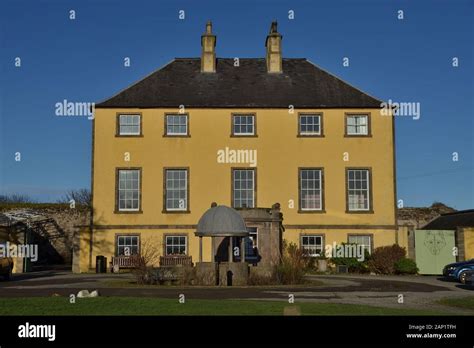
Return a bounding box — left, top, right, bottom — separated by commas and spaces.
437, 296, 474, 310
0, 297, 450, 316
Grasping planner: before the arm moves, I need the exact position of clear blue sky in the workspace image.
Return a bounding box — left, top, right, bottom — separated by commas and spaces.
0, 0, 473, 209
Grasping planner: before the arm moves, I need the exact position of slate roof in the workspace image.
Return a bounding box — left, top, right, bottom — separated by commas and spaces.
96, 58, 382, 108
422, 210, 474, 230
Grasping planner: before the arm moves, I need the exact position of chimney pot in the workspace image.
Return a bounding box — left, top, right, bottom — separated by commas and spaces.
206, 21, 212, 34
270, 21, 278, 34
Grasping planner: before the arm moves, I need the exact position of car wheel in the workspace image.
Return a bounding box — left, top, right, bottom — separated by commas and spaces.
459, 271, 467, 284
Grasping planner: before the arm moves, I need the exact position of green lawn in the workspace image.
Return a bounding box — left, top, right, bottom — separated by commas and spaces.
0, 297, 450, 316
438, 297, 474, 310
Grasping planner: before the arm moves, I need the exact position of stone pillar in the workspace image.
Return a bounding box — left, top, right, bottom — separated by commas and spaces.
199, 236, 203, 263
211, 236, 215, 262
228, 237, 233, 263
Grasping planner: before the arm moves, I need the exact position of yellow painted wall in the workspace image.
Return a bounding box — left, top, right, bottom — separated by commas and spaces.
463, 227, 474, 260
396, 225, 410, 252
92, 108, 395, 226
75, 227, 92, 273
81, 107, 396, 271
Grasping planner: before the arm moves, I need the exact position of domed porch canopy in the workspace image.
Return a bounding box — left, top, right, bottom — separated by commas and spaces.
195, 204, 249, 264
195, 205, 248, 237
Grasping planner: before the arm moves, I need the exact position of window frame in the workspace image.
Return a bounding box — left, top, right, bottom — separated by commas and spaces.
298, 168, 325, 213
164, 113, 190, 137
164, 234, 188, 256
297, 113, 324, 137
247, 227, 258, 249
116, 113, 142, 137
231, 168, 257, 209
163, 167, 190, 213
345, 167, 373, 213
231, 113, 257, 137
347, 234, 373, 255
300, 234, 325, 257
344, 113, 371, 137
115, 234, 141, 257
115, 168, 142, 213
245, 227, 259, 258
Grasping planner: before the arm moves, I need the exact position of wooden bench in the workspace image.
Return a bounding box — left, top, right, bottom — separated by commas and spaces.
111, 255, 142, 272
159, 255, 193, 267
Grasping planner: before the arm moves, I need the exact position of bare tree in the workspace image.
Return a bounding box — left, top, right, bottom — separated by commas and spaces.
0, 193, 34, 203
59, 189, 91, 208
133, 237, 162, 284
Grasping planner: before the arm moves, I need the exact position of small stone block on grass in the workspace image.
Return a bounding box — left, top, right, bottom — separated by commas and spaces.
283, 305, 301, 316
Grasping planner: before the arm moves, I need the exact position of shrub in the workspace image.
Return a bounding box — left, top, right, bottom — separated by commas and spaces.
368, 244, 406, 275
395, 258, 418, 275
275, 241, 310, 284
330, 255, 370, 273
329, 243, 370, 273
248, 270, 278, 285
132, 237, 161, 284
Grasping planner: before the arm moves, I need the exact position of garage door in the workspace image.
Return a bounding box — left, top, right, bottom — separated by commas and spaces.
415, 230, 456, 275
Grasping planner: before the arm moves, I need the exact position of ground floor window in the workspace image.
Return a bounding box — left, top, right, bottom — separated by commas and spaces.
300, 235, 324, 256
116, 235, 140, 256
348, 235, 372, 254
165, 235, 187, 255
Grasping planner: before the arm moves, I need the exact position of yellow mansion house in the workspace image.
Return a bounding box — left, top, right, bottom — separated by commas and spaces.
74, 22, 397, 274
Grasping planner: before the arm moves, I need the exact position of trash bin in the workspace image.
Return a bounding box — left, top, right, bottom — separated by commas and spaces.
96, 255, 107, 273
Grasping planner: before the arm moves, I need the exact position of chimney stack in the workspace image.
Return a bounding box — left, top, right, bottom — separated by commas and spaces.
201, 21, 216, 73
265, 21, 282, 73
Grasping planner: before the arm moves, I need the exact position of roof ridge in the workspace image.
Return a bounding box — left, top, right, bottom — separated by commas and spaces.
173, 57, 307, 60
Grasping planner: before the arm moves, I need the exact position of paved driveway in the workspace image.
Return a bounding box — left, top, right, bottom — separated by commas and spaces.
0, 271, 472, 313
